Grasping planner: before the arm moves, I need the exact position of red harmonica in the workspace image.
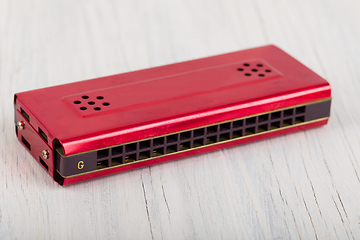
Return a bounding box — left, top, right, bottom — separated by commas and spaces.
14, 45, 331, 186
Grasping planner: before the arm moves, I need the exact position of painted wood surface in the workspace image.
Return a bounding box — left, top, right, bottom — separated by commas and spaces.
1, 0, 360, 239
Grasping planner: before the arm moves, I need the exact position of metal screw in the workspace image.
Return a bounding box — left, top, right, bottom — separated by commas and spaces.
16, 121, 25, 130
42, 150, 49, 159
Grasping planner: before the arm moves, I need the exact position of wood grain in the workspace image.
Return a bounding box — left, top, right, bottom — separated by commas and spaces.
1, 0, 360, 239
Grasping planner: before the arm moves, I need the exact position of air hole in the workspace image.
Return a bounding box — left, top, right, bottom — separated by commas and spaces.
271, 121, 281, 129
97, 149, 109, 159
94, 107, 101, 111
111, 157, 122, 166
206, 136, 217, 145
295, 116, 305, 123
258, 114, 269, 122
82, 95, 89, 99
74, 100, 81, 104
257, 64, 263, 67
296, 106, 306, 114
153, 137, 164, 146
125, 154, 136, 164
125, 154, 136, 163
153, 148, 164, 157
271, 111, 281, 119
251, 69, 258, 72
38, 127, 48, 143
233, 119, 243, 128
21, 136, 31, 150
243, 63, 250, 66
180, 142, 191, 150
97, 96, 104, 100
265, 69, 272, 72
88, 101, 95, 105
20, 108, 30, 122
258, 124, 268, 132
166, 134, 178, 143
125, 143, 137, 152
220, 123, 231, 131
283, 119, 293, 126
180, 131, 192, 140
112, 146, 123, 155
139, 151, 150, 160
103, 102, 110, 106
237, 68, 244, 71
97, 160, 108, 169
259, 74, 265, 77
39, 157, 49, 171
284, 109, 293, 117
207, 125, 218, 134
166, 145, 178, 154
233, 129, 243, 138
246, 117, 256, 125
245, 73, 251, 76
245, 127, 256, 135
193, 139, 204, 147
220, 133, 230, 141
80, 107, 87, 110
194, 128, 205, 137
139, 140, 151, 149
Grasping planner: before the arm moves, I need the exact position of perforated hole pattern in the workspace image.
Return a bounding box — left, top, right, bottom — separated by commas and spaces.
95, 105, 306, 169
237, 62, 272, 77
73, 95, 111, 111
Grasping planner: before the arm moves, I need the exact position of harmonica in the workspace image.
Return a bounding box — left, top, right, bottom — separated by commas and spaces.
14, 45, 331, 186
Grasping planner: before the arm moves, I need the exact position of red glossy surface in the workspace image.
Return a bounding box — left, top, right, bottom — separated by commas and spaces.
15, 45, 330, 157
60, 119, 328, 186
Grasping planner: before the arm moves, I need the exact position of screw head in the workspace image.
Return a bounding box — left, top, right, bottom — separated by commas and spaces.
42, 150, 49, 159
16, 121, 25, 130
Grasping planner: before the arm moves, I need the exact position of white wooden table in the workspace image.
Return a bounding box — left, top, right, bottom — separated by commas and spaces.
1, 0, 360, 239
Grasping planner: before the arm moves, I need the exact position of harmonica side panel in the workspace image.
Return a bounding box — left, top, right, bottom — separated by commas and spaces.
54, 99, 331, 185
56, 118, 329, 186
14, 108, 55, 178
